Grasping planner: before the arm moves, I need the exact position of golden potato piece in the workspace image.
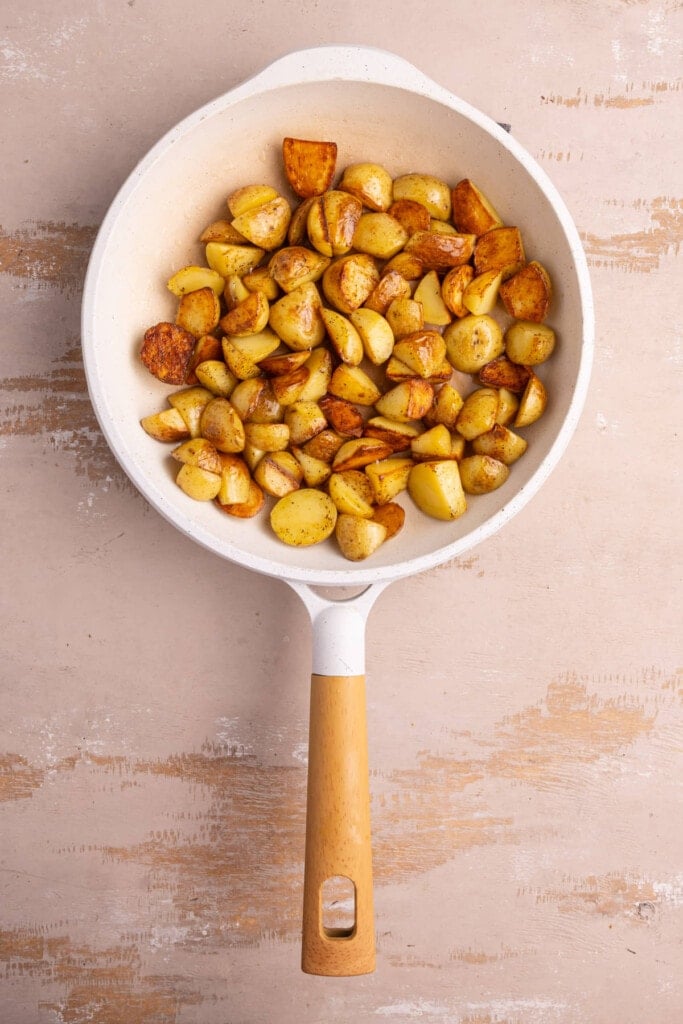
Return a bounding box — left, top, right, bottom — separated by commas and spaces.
205, 241, 265, 277
478, 355, 532, 393
365, 457, 413, 503
167, 265, 225, 297
450, 179, 503, 236
284, 400, 328, 445
231, 196, 291, 250
321, 308, 364, 366
514, 373, 548, 427
423, 382, 464, 431
291, 446, 333, 487
254, 450, 303, 497
140, 322, 196, 384
302, 428, 345, 463
499, 261, 552, 322
352, 212, 408, 260
348, 307, 395, 365
225, 327, 281, 364
335, 514, 387, 561
504, 321, 556, 366
328, 471, 375, 518
270, 488, 337, 546
227, 184, 279, 217
185, 334, 223, 384
172, 437, 222, 474
287, 196, 316, 245
408, 460, 467, 521
322, 253, 380, 314
243, 422, 290, 452
328, 364, 381, 406
441, 264, 475, 318
444, 314, 505, 373
216, 478, 265, 518
175, 463, 222, 501
167, 386, 213, 437
472, 423, 528, 465
199, 219, 246, 244
387, 198, 431, 235
392, 173, 452, 220
269, 245, 330, 293
242, 264, 280, 300
319, 394, 364, 438
176, 286, 221, 339
363, 417, 421, 454
339, 162, 393, 211
270, 365, 311, 406
221, 339, 260, 381
383, 250, 424, 281
297, 347, 333, 402
385, 296, 424, 340
217, 453, 251, 505
199, 397, 246, 453
413, 270, 452, 326
462, 270, 503, 316
455, 388, 499, 440
411, 423, 452, 461
282, 137, 338, 198
219, 291, 270, 337
258, 349, 311, 376
393, 330, 447, 379
140, 407, 190, 443
459, 454, 510, 494
371, 501, 405, 539
495, 387, 520, 427
307, 190, 363, 257
474, 226, 525, 278
374, 379, 434, 423
268, 281, 325, 351
332, 437, 394, 473
404, 230, 475, 271
363, 269, 412, 316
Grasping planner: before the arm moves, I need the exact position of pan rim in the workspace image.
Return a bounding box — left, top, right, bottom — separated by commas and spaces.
81, 45, 594, 587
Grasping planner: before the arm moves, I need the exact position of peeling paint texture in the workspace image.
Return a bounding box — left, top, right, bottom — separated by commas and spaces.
1, 2, 682, 1023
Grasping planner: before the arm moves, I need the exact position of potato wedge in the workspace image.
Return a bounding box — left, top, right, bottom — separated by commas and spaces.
348, 307, 395, 365
385, 297, 424, 340
287, 196, 316, 245
392, 173, 452, 220
328, 364, 382, 406
318, 394, 364, 438
297, 347, 333, 402
254, 450, 303, 497
441, 264, 475, 318
243, 264, 280, 300
290, 446, 333, 487
167, 386, 213, 437
332, 437, 394, 473
284, 400, 328, 445
322, 253, 380, 314
140, 407, 190, 443
175, 463, 221, 501
352, 212, 408, 260
205, 241, 264, 277
308, 190, 363, 257
514, 373, 547, 427
176, 286, 221, 338
410, 423, 452, 461
504, 321, 556, 366
225, 327, 281, 364
387, 198, 431, 235
478, 355, 532, 393
221, 338, 260, 381
444, 314, 505, 373
270, 365, 311, 406
282, 137, 338, 198
455, 388, 499, 440
302, 428, 345, 463
171, 437, 222, 474
223, 273, 251, 311
404, 230, 475, 271
228, 377, 270, 421
269, 245, 330, 293
413, 270, 452, 326
335, 514, 387, 561
374, 379, 434, 423
495, 387, 520, 426
217, 453, 251, 505
231, 196, 291, 250
462, 270, 503, 316
199, 219, 246, 244
167, 265, 225, 297
472, 423, 528, 465
362, 269, 411, 315
328, 471, 375, 517
365, 457, 413, 503
321, 308, 364, 366
499, 261, 552, 322
450, 179, 503, 236
372, 502, 405, 539
423, 382, 464, 430
268, 281, 325, 350
393, 330, 447, 379
459, 454, 510, 494
364, 416, 421, 453
243, 422, 290, 452
270, 488, 337, 546
199, 397, 246, 452
216, 478, 265, 518
408, 460, 467, 520
227, 184, 279, 218
339, 162, 393, 211
258, 349, 311, 376
140, 322, 196, 385
185, 334, 223, 384
474, 226, 525, 279
383, 251, 424, 281
219, 291, 270, 337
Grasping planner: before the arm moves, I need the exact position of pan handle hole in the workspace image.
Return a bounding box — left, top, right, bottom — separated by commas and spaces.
321, 875, 356, 938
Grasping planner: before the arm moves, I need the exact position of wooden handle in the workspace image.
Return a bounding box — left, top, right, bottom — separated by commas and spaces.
301, 673, 375, 976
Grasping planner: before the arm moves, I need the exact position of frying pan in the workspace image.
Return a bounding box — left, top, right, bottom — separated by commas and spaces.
81, 45, 593, 977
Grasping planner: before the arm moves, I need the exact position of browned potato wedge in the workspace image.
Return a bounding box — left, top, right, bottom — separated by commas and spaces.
167, 266, 225, 297
410, 423, 452, 461
455, 388, 499, 440
499, 261, 552, 322
374, 379, 434, 423
287, 197, 316, 245
221, 338, 260, 381
385, 297, 424, 339
254, 450, 303, 497
332, 437, 394, 472
514, 373, 547, 427
297, 347, 334, 402
185, 334, 223, 384
231, 196, 291, 251
270, 366, 310, 406
423, 382, 464, 430
167, 386, 213, 437
140, 322, 196, 384
363, 269, 412, 315
496, 387, 520, 426
392, 173, 452, 220
290, 446, 333, 487
372, 502, 405, 539
505, 320, 556, 366
474, 226, 525, 278
352, 212, 408, 260
413, 270, 452, 326
242, 442, 266, 473
318, 394, 364, 438
321, 308, 364, 366
243, 265, 280, 301
441, 264, 475, 318
199, 219, 246, 244
199, 397, 246, 453
248, 380, 283, 424
478, 355, 532, 393
270, 488, 337, 546
462, 270, 503, 316
282, 137, 338, 198
269, 245, 330, 293
450, 434, 466, 461
140, 407, 190, 442
328, 364, 382, 406
227, 184, 279, 217
450, 179, 503, 236
226, 328, 281, 364
387, 198, 431, 235
404, 230, 475, 271
335, 514, 387, 561
284, 401, 328, 445
429, 218, 457, 235
217, 453, 251, 505
383, 250, 424, 281
364, 417, 422, 453
459, 454, 510, 494
393, 330, 447, 379
175, 463, 221, 501
328, 471, 375, 517
444, 314, 505, 373
223, 274, 251, 311
408, 460, 467, 520
348, 307, 395, 365
219, 291, 270, 337
268, 281, 325, 350
216, 478, 265, 518
472, 423, 528, 465
322, 253, 380, 314
302, 428, 345, 463
365, 457, 413, 503
172, 437, 222, 474
258, 349, 311, 376
339, 162, 393, 211
308, 190, 363, 257
205, 241, 265, 277
243, 422, 290, 452
229, 377, 270, 421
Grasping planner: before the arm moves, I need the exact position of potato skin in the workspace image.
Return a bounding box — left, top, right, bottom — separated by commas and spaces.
140, 322, 196, 384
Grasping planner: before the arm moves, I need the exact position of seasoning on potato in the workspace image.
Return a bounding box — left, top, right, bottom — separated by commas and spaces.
139, 137, 559, 560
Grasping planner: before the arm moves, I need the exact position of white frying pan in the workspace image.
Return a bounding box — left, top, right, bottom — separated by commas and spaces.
81, 45, 593, 976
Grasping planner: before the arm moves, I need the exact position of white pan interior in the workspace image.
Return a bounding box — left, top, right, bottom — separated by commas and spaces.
82, 47, 593, 587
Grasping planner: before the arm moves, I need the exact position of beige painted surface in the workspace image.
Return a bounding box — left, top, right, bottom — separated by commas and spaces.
1, 1, 681, 1021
